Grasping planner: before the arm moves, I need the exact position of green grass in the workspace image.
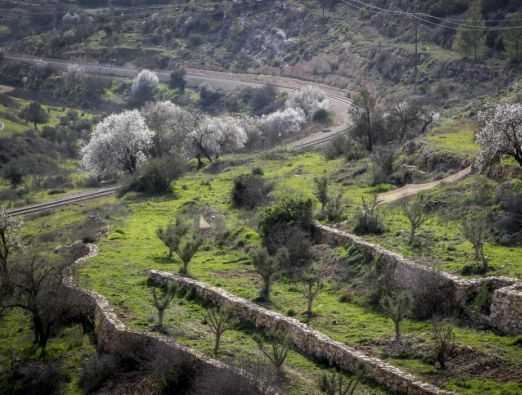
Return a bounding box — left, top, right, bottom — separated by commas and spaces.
74, 151, 522, 394
362, 175, 522, 279
426, 119, 479, 158
0, 308, 95, 395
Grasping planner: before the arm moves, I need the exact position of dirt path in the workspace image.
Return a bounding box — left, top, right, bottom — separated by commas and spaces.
376, 166, 472, 205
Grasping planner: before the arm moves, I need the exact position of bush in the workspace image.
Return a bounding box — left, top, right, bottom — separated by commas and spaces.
353, 196, 385, 235
259, 197, 314, 275
324, 134, 366, 161
1, 360, 65, 395
79, 354, 120, 394
232, 172, 273, 209
312, 108, 329, 123
122, 156, 186, 195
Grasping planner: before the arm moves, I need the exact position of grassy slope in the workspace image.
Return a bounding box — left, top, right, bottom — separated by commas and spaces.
79, 152, 522, 395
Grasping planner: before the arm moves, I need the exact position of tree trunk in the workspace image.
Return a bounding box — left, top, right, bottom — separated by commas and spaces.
409, 227, 415, 245
158, 308, 165, 328
214, 333, 221, 356
306, 284, 313, 320
394, 320, 401, 343
262, 276, 271, 302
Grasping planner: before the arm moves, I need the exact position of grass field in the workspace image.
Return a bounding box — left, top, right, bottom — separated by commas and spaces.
74, 151, 522, 394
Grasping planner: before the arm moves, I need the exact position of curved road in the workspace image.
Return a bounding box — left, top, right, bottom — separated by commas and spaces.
3, 54, 471, 215
4, 53, 352, 216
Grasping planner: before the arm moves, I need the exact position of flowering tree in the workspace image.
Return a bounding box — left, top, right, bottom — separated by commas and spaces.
142, 101, 198, 157
258, 107, 306, 144
285, 86, 329, 120
130, 69, 159, 106
81, 110, 154, 176
187, 116, 248, 168
477, 104, 522, 170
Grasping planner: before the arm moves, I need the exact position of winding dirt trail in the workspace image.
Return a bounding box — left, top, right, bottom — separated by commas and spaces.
376, 166, 472, 205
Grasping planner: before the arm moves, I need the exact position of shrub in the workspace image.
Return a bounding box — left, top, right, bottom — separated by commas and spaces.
231, 172, 272, 209
431, 320, 456, 370
259, 197, 314, 274
79, 354, 120, 394
122, 156, 186, 195
2, 361, 65, 395
353, 196, 385, 235
324, 134, 366, 161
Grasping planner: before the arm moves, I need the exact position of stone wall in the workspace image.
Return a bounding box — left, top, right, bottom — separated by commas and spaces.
63, 244, 278, 395
490, 284, 522, 335
147, 270, 454, 395
315, 224, 522, 335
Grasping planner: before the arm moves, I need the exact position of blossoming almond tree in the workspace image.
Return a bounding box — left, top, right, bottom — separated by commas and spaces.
187, 116, 248, 168
142, 101, 199, 157
285, 85, 329, 120
81, 110, 154, 177
477, 104, 522, 170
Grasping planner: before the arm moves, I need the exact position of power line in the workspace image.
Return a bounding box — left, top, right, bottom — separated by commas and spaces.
341, 0, 522, 31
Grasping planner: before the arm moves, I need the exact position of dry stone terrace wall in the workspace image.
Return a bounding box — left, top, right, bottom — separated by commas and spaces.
147, 270, 454, 395
62, 244, 278, 395
315, 224, 522, 335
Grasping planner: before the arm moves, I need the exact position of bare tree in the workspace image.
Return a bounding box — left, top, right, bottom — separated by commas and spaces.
1, 253, 71, 354
0, 209, 22, 291
381, 291, 412, 344
251, 247, 287, 302
351, 89, 380, 152
205, 307, 238, 356
151, 283, 177, 332
255, 331, 290, 378
401, 195, 429, 246
461, 214, 489, 273
431, 320, 456, 370
319, 371, 359, 395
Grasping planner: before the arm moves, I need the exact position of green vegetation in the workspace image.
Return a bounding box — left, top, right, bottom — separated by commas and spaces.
70, 151, 522, 394
426, 119, 479, 157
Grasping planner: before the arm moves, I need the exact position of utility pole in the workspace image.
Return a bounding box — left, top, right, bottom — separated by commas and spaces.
413, 15, 419, 93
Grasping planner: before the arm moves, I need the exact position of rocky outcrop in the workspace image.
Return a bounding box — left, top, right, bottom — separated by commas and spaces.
63, 244, 277, 395
315, 224, 522, 335
147, 270, 454, 395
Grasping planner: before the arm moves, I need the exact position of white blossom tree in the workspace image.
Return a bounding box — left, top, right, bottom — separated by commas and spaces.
285, 86, 329, 120
187, 116, 248, 168
130, 69, 159, 105
477, 104, 522, 170
142, 101, 198, 157
81, 110, 154, 176
258, 107, 306, 144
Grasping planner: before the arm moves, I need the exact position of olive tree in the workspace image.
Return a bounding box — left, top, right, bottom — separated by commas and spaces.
381, 291, 412, 344
401, 195, 429, 246
251, 247, 288, 303
300, 263, 324, 321
461, 214, 489, 273
81, 110, 154, 177
19, 102, 49, 130
151, 283, 177, 332
255, 330, 290, 378
205, 307, 238, 356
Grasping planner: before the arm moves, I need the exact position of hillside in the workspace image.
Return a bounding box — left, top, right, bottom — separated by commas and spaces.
1, 1, 522, 395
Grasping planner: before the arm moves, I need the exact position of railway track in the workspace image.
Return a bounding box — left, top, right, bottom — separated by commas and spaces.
4, 54, 352, 216
7, 187, 120, 217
